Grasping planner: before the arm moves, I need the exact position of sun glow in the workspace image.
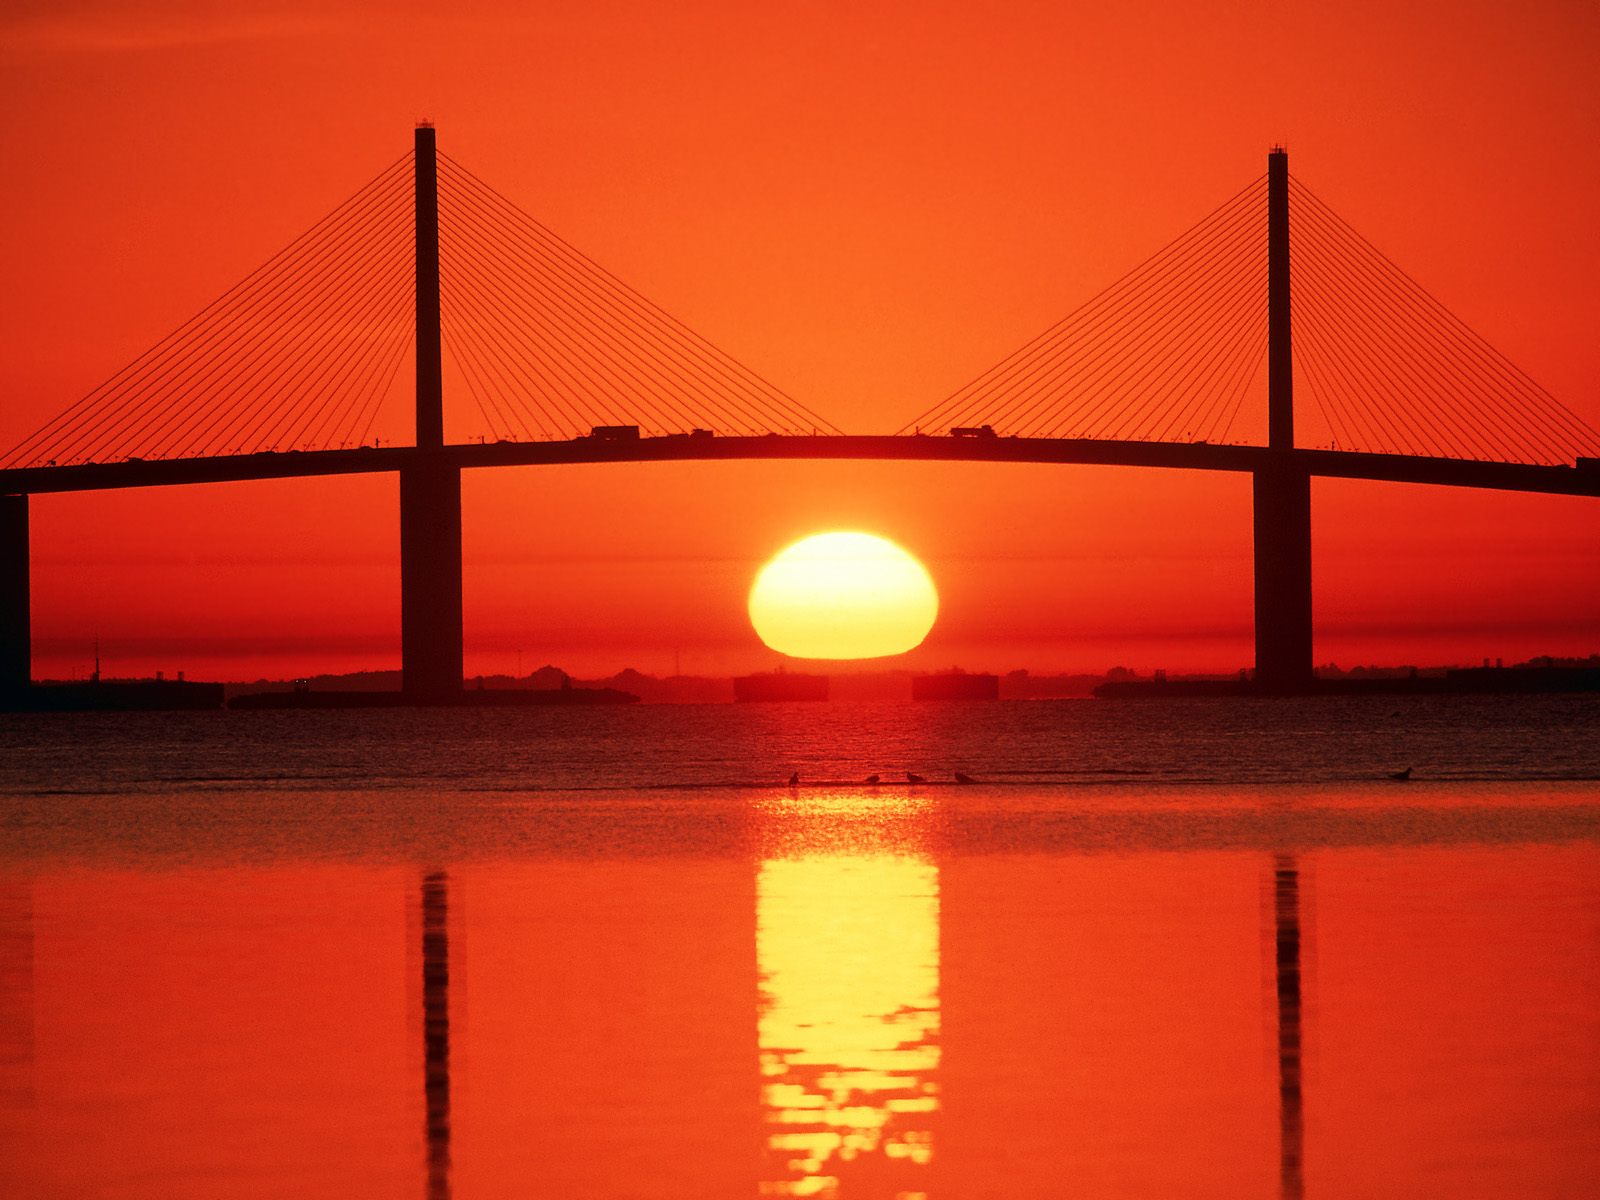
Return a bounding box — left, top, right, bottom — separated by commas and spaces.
758, 853, 941, 1196
749, 532, 939, 660
755, 782, 942, 1198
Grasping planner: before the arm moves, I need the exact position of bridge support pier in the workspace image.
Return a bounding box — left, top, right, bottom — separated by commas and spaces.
1252, 146, 1314, 693
399, 123, 463, 702
1253, 465, 1313, 692
0, 495, 28, 699
400, 463, 463, 700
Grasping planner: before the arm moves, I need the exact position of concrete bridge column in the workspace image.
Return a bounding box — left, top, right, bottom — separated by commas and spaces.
1253, 465, 1313, 692
400, 122, 464, 701
0, 494, 28, 698
1253, 146, 1314, 692
400, 463, 463, 700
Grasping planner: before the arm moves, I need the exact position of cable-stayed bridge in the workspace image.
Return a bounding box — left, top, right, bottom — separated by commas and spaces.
2, 127, 1596, 698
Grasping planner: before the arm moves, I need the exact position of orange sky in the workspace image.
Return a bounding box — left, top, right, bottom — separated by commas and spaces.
3, 0, 1597, 680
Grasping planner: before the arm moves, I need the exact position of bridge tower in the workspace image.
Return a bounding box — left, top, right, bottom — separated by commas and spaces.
0, 494, 27, 698
1253, 147, 1314, 692
400, 124, 465, 700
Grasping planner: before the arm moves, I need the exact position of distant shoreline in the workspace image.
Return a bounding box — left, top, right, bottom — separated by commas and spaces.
4, 654, 1598, 712
1096, 665, 1600, 698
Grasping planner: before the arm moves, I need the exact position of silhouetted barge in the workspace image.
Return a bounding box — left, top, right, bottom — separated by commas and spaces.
733, 672, 829, 702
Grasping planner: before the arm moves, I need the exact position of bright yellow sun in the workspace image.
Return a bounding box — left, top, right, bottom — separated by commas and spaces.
749, 531, 939, 660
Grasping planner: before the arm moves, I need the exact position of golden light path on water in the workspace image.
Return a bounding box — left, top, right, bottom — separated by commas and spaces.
756, 790, 941, 1199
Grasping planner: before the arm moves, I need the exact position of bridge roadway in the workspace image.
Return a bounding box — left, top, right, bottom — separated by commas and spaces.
2, 434, 1598, 498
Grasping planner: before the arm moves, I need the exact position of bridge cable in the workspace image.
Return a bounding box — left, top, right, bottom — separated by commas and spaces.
162, 192, 413, 459
440, 202, 672, 439
268, 259, 417, 454
441, 160, 812, 441
948, 195, 1260, 438
1004, 195, 1264, 439
441, 319, 528, 441
439, 168, 784, 438
352, 323, 417, 450
185, 206, 413, 456
438, 153, 843, 436
439, 154, 833, 436
1290, 226, 1467, 458
1293, 177, 1600, 455
1289, 175, 1600, 464
1289, 184, 1540, 461
441, 261, 586, 440
933, 184, 1264, 440
934, 185, 1261, 436
334, 283, 419, 449
1049, 218, 1264, 440
897, 175, 1266, 437
913, 181, 1261, 434
5, 155, 412, 467
51, 165, 410, 462
438, 178, 735, 437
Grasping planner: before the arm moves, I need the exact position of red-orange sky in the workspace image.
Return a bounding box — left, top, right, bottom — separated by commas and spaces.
3, 0, 1597, 681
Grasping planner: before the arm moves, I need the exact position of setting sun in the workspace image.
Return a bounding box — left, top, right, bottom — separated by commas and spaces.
748, 532, 939, 660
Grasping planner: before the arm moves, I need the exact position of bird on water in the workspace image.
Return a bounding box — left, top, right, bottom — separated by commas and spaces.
906, 772, 925, 784
1389, 766, 1413, 781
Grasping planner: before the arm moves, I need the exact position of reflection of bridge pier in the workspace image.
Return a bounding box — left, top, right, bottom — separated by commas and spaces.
421, 870, 453, 1200
0, 494, 26, 698
1273, 854, 1306, 1200
0, 879, 35, 1121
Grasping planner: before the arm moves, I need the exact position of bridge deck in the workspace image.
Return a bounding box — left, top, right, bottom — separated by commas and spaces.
1, 436, 1596, 498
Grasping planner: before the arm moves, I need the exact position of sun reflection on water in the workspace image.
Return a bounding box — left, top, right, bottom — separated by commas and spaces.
757, 791, 940, 1199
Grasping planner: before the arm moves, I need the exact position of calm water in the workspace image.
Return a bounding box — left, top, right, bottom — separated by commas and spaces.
1, 696, 1597, 1198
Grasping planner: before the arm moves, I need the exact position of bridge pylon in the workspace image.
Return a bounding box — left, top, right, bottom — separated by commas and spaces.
401, 124, 465, 700
1253, 147, 1314, 692
0, 494, 27, 698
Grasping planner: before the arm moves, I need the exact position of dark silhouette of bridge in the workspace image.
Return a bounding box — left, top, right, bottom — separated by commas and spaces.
2, 127, 1596, 699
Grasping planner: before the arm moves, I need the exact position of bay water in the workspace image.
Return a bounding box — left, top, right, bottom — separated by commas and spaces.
1, 695, 1596, 1198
